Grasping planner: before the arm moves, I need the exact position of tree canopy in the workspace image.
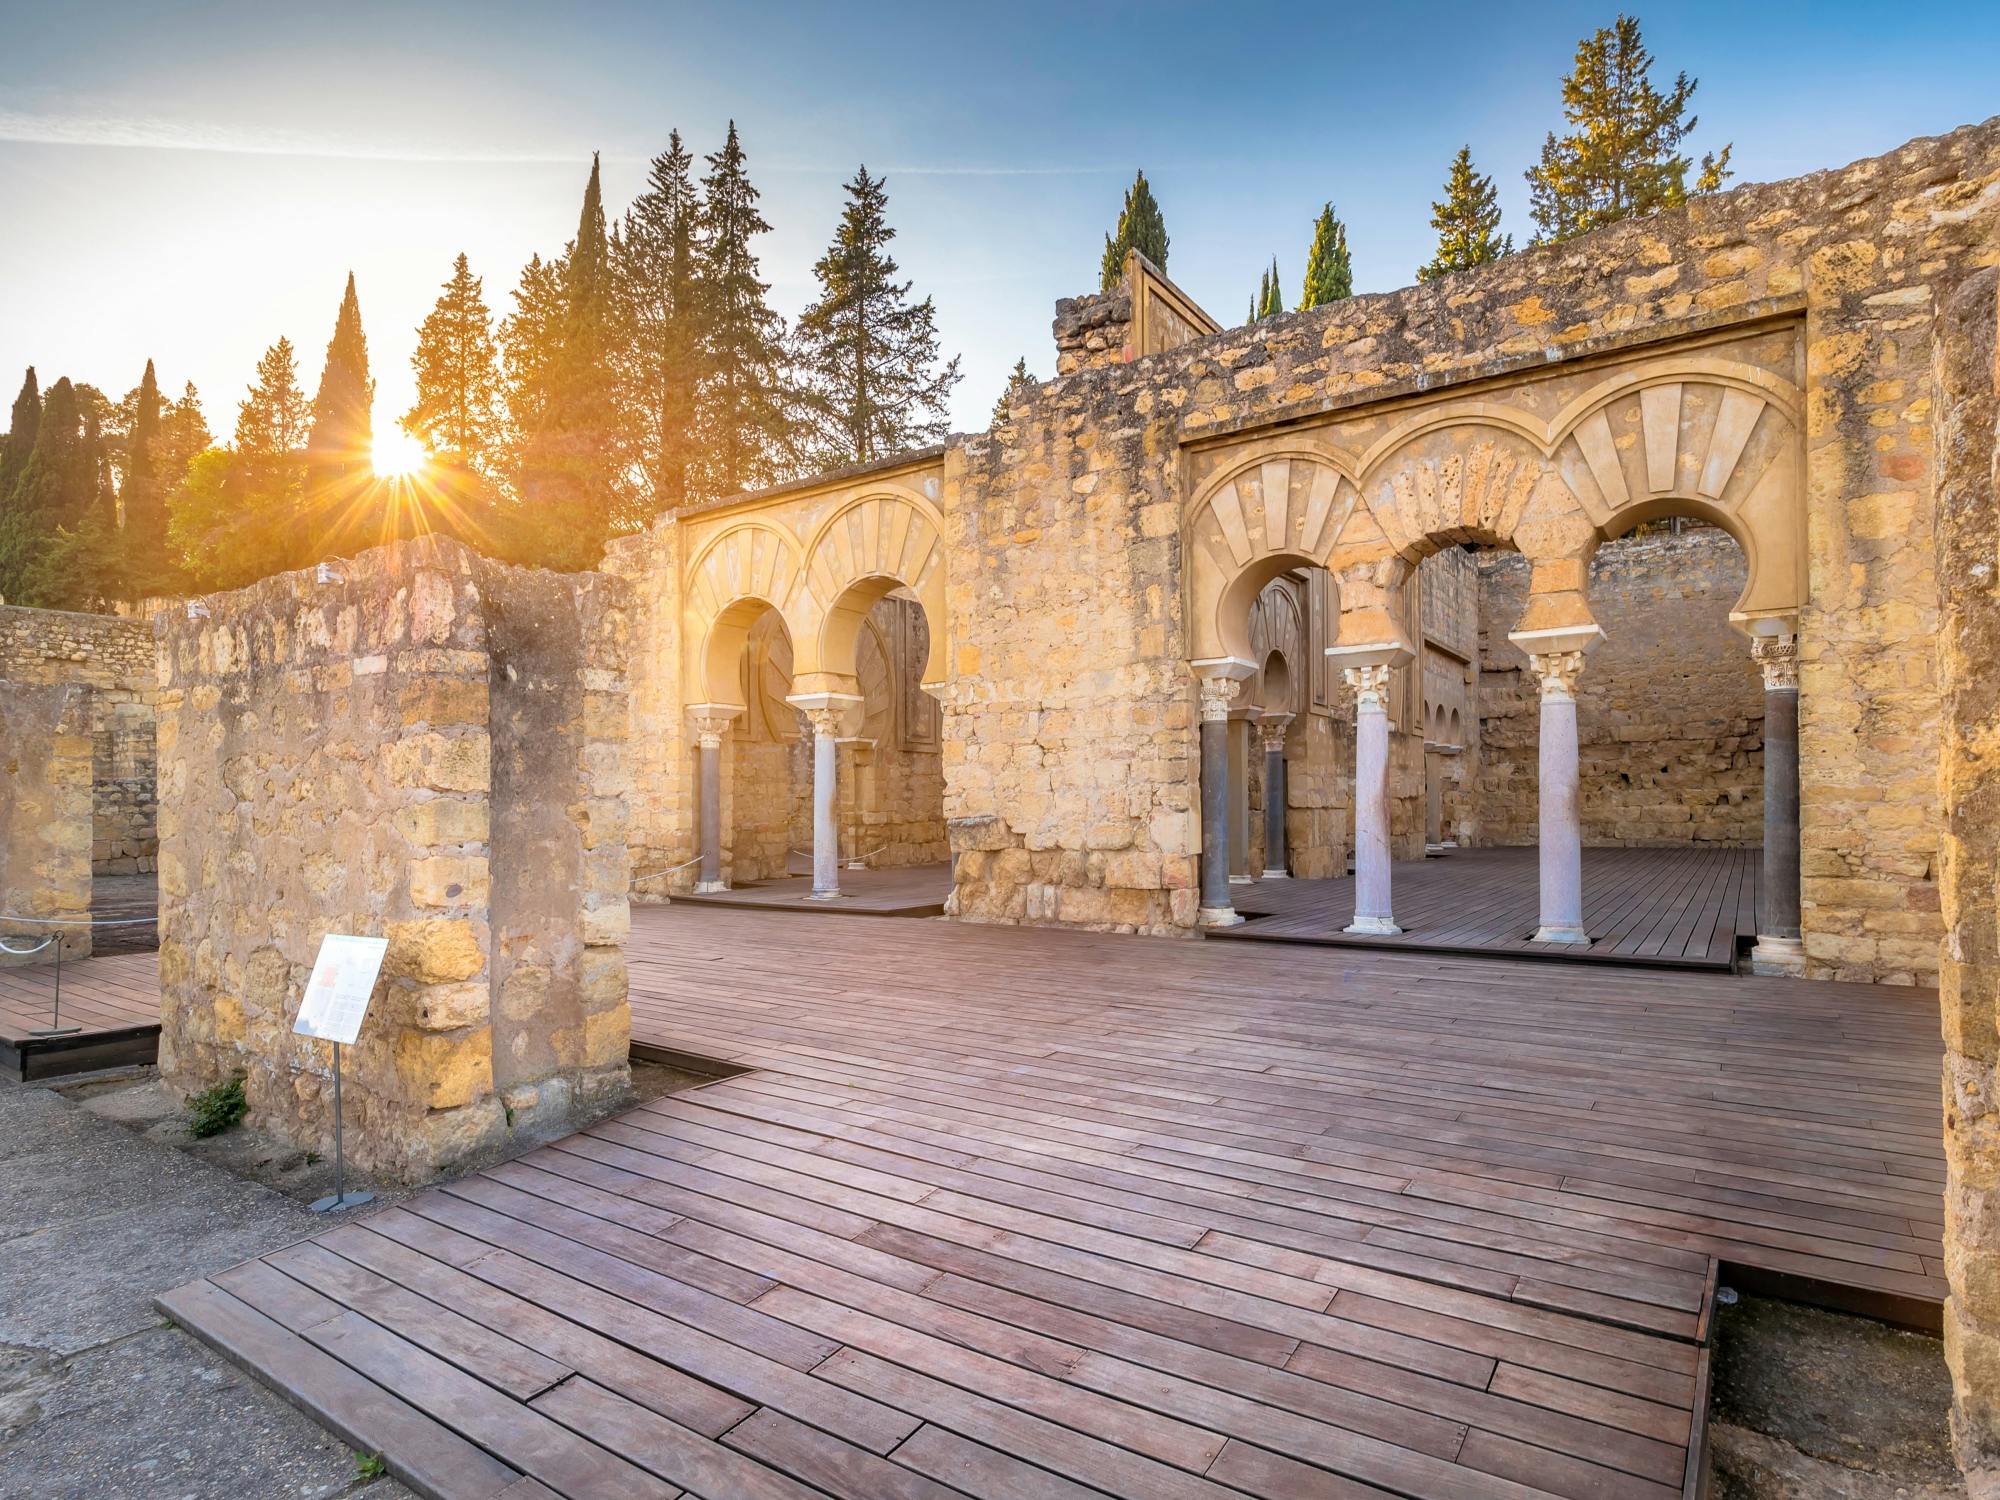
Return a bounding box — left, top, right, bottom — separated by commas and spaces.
1100, 170, 1169, 290
1418, 147, 1513, 281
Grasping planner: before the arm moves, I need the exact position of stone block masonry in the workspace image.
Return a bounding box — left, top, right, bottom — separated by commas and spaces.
0, 604, 159, 875
0, 682, 93, 961
155, 538, 631, 1181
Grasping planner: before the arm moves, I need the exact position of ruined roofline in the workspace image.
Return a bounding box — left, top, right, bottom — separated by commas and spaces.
666, 445, 947, 524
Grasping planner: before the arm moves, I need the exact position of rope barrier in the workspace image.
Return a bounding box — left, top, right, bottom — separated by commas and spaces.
0, 912, 158, 927
632, 854, 704, 881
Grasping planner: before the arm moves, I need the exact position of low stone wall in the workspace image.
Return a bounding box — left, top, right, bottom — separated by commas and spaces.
155, 539, 631, 1181
0, 683, 93, 962
1475, 529, 1764, 847
0, 604, 159, 875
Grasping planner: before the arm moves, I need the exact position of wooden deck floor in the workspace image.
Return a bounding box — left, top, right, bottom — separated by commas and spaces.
0, 947, 161, 1079
1221, 847, 1761, 971
164, 903, 1943, 1500
674, 862, 953, 918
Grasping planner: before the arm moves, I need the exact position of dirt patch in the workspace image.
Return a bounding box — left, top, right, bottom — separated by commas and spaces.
1709, 1292, 1961, 1498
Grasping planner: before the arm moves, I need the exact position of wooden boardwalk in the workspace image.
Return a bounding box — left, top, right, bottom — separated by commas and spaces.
0, 948, 160, 1080
674, 863, 953, 919
1221, 847, 1761, 971
164, 903, 1943, 1500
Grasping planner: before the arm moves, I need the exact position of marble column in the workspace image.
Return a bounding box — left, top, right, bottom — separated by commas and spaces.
1259, 715, 1292, 878
1526, 647, 1592, 944
688, 707, 739, 893
1750, 630, 1806, 975
1343, 663, 1399, 935
786, 693, 860, 901
1196, 671, 1247, 926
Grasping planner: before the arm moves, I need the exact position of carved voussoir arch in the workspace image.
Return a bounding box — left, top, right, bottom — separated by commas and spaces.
686, 520, 806, 706
795, 487, 950, 687
1186, 450, 1359, 665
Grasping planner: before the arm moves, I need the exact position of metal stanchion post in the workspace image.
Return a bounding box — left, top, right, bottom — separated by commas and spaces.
310, 1040, 373, 1213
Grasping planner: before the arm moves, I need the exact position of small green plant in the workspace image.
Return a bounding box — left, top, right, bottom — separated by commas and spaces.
306, 1151, 322, 1166
355, 1452, 387, 1480
185, 1069, 249, 1138
503, 1103, 516, 1129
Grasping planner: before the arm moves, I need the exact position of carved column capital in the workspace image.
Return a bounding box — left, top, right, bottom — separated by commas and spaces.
1527, 650, 1589, 703
1343, 663, 1394, 712
690, 716, 731, 751
799, 705, 844, 740
1197, 675, 1243, 723
1257, 714, 1293, 752
1752, 631, 1799, 692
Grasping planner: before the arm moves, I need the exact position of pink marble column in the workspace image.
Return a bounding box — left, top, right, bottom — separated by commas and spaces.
1343, 663, 1399, 935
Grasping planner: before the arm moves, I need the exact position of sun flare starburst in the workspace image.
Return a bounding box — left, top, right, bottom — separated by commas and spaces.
371, 428, 428, 479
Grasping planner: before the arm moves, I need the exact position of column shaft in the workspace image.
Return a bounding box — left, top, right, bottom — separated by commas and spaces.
1260, 716, 1291, 879
1534, 680, 1586, 943
1750, 632, 1804, 974
1195, 670, 1248, 926
808, 715, 841, 900
1346, 666, 1398, 934
696, 739, 724, 892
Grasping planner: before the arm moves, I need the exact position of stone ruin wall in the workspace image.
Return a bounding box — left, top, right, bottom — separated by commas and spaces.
155, 539, 631, 1181
965, 116, 2000, 979
0, 604, 159, 875
1475, 527, 1765, 848
0, 682, 93, 961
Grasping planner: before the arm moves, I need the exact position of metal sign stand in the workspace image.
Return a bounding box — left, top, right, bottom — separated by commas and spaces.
0, 933, 81, 1039
310, 1039, 373, 1213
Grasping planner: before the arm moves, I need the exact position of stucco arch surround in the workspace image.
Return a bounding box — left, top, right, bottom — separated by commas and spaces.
1184, 353, 1806, 662
683, 484, 951, 706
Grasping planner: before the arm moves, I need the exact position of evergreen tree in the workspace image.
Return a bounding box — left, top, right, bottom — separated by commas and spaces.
406, 254, 503, 473
1259, 257, 1285, 320
75, 383, 118, 527
0, 376, 115, 609
8, 377, 91, 522
698, 123, 793, 498
991, 357, 1038, 424
124, 359, 166, 547
1526, 14, 1733, 244
795, 166, 962, 467
0, 367, 40, 499
169, 340, 307, 590
614, 132, 705, 518
1418, 148, 1513, 282
301, 273, 375, 559
1100, 170, 1169, 290
501, 252, 563, 471
1299, 204, 1353, 309
510, 154, 624, 568
155, 383, 212, 493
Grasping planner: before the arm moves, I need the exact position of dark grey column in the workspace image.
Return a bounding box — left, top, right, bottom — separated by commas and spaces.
1196, 675, 1243, 925
1260, 716, 1291, 878
1751, 631, 1804, 974
690, 712, 734, 893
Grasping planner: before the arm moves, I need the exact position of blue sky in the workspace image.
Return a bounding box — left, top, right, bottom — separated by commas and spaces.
1, 1, 1995, 435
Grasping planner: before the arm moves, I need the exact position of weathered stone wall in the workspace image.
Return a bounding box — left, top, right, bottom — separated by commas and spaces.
156, 539, 630, 1181
1935, 267, 2000, 1479
0, 683, 93, 961
1475, 529, 1765, 847
0, 604, 159, 875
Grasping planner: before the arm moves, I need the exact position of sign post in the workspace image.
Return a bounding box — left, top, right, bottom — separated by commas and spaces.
293, 933, 389, 1213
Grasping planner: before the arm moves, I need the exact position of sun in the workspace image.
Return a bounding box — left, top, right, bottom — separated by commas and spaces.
371, 427, 427, 480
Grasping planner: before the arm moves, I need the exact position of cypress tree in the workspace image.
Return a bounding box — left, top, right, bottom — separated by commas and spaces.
1100, 170, 1169, 289
795, 166, 962, 468
698, 123, 793, 498
1299, 205, 1353, 309
124, 359, 166, 546
1259, 257, 1285, 320
614, 132, 705, 517
9, 377, 90, 522
0, 367, 40, 500
991, 357, 1038, 424
1526, 14, 1732, 244
302, 272, 375, 558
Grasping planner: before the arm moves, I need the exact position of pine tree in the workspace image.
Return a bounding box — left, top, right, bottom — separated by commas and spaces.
168, 340, 308, 590
406, 254, 503, 473
795, 166, 962, 468
0, 367, 40, 499
1418, 148, 1513, 282
614, 132, 705, 518
501, 253, 563, 468
123, 359, 166, 546
698, 123, 793, 498
301, 273, 375, 559
155, 382, 212, 493
991, 357, 1038, 424
1100, 170, 1169, 290
1526, 14, 1733, 244
1259, 258, 1285, 320
1299, 204, 1353, 309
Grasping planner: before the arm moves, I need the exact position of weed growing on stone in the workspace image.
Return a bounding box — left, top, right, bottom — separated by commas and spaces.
355, 1452, 387, 1480
184, 1070, 248, 1138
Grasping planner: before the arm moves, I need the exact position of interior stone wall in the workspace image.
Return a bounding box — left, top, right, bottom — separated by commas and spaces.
0, 683, 93, 962
1475, 528, 1765, 847
1936, 267, 2000, 1475
155, 539, 630, 1181
0, 604, 159, 875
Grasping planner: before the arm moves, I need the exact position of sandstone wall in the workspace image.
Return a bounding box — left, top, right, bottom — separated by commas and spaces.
156, 540, 630, 1181
0, 604, 159, 875
0, 683, 93, 962
1936, 267, 2000, 1476
1475, 529, 1765, 847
